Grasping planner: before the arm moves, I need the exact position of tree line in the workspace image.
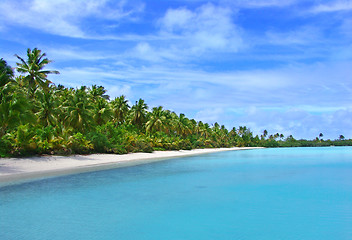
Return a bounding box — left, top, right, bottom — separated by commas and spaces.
0, 48, 350, 157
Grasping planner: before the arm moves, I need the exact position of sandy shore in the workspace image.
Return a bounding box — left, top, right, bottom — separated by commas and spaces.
0, 147, 262, 186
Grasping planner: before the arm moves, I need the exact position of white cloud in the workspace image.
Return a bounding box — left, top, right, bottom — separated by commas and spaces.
158, 3, 243, 53
340, 18, 352, 38
173, 0, 300, 8
161, 8, 194, 31
231, 0, 299, 8
265, 26, 323, 45
47, 47, 119, 61
45, 54, 352, 139
195, 108, 224, 124
50, 59, 352, 111
128, 42, 184, 62
0, 0, 144, 38
193, 104, 352, 139
311, 0, 352, 13
237, 107, 352, 139
3, 0, 352, 140
108, 85, 132, 99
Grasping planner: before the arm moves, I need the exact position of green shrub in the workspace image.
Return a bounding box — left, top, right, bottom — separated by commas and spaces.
67, 133, 93, 154
0, 136, 11, 157
112, 144, 128, 154
5, 125, 37, 156
261, 140, 279, 148
87, 131, 112, 153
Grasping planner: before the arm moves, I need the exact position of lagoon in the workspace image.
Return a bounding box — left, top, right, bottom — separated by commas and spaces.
1, 147, 352, 239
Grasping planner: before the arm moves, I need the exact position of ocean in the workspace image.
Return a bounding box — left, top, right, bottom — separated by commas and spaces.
1, 147, 352, 239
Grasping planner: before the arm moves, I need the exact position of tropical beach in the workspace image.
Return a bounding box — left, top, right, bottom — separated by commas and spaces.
1, 1, 352, 239
1, 48, 351, 159
0, 147, 261, 185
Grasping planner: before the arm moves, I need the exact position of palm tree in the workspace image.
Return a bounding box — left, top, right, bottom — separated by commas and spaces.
64, 88, 94, 132
212, 122, 220, 133
274, 133, 280, 140
229, 127, 237, 136
130, 98, 148, 128
146, 106, 169, 134
89, 85, 109, 102
54, 85, 74, 126
15, 48, 59, 96
189, 119, 197, 135
238, 126, 253, 146
237, 126, 247, 137
0, 58, 14, 87
87, 85, 112, 126
34, 89, 59, 127
262, 129, 268, 139
111, 95, 130, 125
173, 113, 191, 138
93, 97, 112, 126
218, 125, 229, 147
195, 121, 204, 136
203, 123, 211, 139
229, 127, 239, 145
0, 81, 33, 137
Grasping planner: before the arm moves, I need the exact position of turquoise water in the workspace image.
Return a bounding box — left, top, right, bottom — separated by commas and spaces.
1, 147, 352, 240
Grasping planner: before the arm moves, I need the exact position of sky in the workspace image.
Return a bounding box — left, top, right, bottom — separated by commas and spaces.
0, 0, 352, 140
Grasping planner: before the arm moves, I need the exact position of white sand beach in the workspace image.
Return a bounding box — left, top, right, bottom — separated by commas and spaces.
0, 147, 262, 186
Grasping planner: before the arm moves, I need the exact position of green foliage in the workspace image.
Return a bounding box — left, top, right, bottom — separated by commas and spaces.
67, 133, 93, 154
34, 89, 59, 127
125, 135, 153, 153
87, 131, 112, 153
15, 48, 59, 96
0, 58, 14, 88
111, 95, 129, 125
0, 80, 34, 137
1, 48, 351, 158
5, 124, 37, 156
0, 136, 11, 157
261, 139, 280, 148
130, 98, 148, 128
63, 87, 94, 132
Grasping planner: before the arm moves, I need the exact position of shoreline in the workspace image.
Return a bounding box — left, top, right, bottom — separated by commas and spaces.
0, 147, 263, 186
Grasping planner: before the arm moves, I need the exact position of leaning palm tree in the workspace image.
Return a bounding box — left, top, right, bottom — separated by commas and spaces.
15, 48, 59, 96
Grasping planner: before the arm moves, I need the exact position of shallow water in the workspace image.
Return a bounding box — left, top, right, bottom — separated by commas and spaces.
1, 147, 352, 240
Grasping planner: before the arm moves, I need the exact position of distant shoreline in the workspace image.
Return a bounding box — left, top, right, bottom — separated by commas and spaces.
0, 147, 263, 186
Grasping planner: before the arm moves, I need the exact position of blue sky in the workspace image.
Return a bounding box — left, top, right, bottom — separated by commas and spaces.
1, 0, 351, 139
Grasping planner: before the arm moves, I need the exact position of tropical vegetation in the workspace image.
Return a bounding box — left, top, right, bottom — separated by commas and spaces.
0, 49, 351, 157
